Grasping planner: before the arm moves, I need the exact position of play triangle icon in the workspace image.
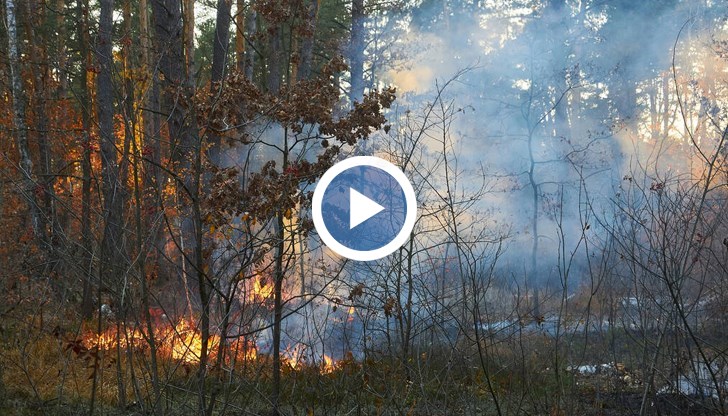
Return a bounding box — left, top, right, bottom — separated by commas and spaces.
349, 188, 385, 229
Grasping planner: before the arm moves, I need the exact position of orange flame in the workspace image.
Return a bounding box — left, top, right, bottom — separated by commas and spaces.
84, 317, 256, 365
281, 343, 304, 369
170, 317, 220, 363
252, 277, 273, 300
321, 354, 336, 374
85, 319, 335, 374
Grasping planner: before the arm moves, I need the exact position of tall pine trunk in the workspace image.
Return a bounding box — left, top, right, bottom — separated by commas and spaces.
139, 0, 165, 269
136, 0, 162, 409
211, 0, 232, 85
235, 0, 245, 72
96, 0, 124, 298
24, 0, 59, 260
209, 0, 232, 167
150, 0, 197, 292
151, 1, 208, 412
349, 0, 365, 103
183, 0, 195, 86
267, 25, 282, 93
77, 0, 94, 319
5, 0, 47, 248
92, 0, 125, 411
243, 7, 257, 81
297, 0, 319, 81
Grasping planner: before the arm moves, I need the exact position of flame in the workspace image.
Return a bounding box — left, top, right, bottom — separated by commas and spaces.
252, 276, 273, 300
321, 354, 336, 374
170, 317, 220, 363
85, 320, 335, 373
91, 325, 145, 351
84, 317, 256, 365
280, 344, 337, 374
282, 343, 304, 369
230, 338, 258, 361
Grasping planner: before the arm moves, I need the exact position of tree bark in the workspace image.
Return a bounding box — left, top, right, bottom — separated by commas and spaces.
267, 25, 282, 93
349, 0, 365, 103
139, 0, 166, 270
271, 130, 290, 413
150, 0, 200, 298
183, 0, 195, 84
4, 0, 47, 247
211, 0, 232, 85
243, 7, 257, 81
210, 0, 233, 169
55, 0, 68, 93
77, 0, 94, 319
91, 0, 123, 412
134, 4, 163, 414
297, 0, 319, 81
235, 0, 245, 72
96, 0, 125, 293
24, 0, 58, 257
271, 212, 285, 414
151, 1, 207, 412
151, 0, 196, 168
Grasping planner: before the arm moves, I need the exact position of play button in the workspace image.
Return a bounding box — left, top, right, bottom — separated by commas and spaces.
349, 188, 384, 229
312, 156, 417, 261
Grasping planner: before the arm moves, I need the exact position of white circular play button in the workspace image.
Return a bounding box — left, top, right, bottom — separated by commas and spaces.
349, 188, 385, 229
312, 156, 417, 261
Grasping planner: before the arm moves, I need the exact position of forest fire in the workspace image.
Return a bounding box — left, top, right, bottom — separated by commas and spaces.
84, 318, 224, 364
280, 344, 337, 373
168, 317, 220, 363
321, 354, 336, 374
84, 317, 337, 371
5, 0, 728, 414
251, 276, 274, 300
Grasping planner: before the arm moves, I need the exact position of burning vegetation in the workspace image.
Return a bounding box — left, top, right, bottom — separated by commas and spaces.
2, 0, 728, 415
80, 314, 341, 373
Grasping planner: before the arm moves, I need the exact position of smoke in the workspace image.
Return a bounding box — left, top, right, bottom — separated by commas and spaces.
376, 0, 728, 287
213, 1, 728, 358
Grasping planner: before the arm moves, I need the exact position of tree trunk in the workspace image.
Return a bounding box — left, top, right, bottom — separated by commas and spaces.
297, 0, 319, 81
210, 0, 233, 169
55, 0, 68, 93
349, 0, 365, 103
151, 0, 197, 171
271, 129, 290, 414
24, 0, 59, 259
235, 0, 245, 72
271, 212, 285, 414
118, 1, 139, 406
5, 0, 47, 247
25, 0, 63, 262
183, 0, 195, 84
243, 8, 257, 81
151, 1, 207, 412
150, 0, 198, 273
139, 0, 165, 270
267, 25, 282, 93
211, 0, 232, 85
133, 4, 162, 407
96, 0, 125, 298
91, 0, 124, 412
77, 0, 94, 319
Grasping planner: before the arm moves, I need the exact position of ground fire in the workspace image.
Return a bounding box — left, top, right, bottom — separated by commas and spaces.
84, 314, 336, 372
